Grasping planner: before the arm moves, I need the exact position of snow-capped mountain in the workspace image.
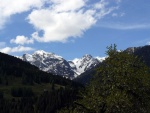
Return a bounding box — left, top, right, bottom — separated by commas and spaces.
22, 50, 75, 79
21, 50, 106, 79
70, 54, 100, 77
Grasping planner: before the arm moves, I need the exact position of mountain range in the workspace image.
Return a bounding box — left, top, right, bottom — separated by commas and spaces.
19, 45, 150, 80
20, 50, 105, 79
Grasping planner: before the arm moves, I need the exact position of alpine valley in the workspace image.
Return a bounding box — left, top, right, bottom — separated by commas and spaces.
1, 45, 150, 113
21, 50, 106, 79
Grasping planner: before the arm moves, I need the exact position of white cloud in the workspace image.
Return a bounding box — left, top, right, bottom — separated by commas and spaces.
94, 0, 108, 9
0, 0, 45, 29
10, 35, 34, 45
28, 9, 96, 42
94, 0, 118, 19
0, 46, 34, 54
50, 0, 85, 12
27, 0, 119, 43
0, 0, 120, 44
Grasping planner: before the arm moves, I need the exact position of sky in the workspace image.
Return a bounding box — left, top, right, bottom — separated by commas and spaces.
0, 0, 150, 60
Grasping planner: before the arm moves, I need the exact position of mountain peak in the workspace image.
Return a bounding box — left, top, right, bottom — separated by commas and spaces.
81, 54, 93, 62
34, 50, 51, 55
83, 54, 92, 58
22, 50, 75, 79
33, 50, 63, 60
69, 54, 100, 76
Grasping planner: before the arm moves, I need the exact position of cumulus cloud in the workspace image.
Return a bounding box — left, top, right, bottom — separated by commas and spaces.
28, 9, 96, 42
27, 0, 119, 43
0, 46, 34, 54
0, 0, 45, 29
10, 35, 34, 45
0, 0, 120, 44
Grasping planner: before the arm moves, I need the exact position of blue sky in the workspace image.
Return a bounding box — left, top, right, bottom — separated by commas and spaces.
0, 0, 150, 60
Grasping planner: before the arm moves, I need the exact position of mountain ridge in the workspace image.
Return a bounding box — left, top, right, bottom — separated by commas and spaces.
21, 50, 106, 79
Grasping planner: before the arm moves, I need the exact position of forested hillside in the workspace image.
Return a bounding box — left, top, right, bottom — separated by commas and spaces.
0, 52, 82, 113
0, 52, 76, 86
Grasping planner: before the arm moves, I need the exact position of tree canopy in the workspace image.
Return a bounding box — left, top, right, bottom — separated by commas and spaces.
76, 44, 150, 113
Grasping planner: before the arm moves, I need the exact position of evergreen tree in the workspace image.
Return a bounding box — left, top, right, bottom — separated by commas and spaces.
78, 44, 150, 113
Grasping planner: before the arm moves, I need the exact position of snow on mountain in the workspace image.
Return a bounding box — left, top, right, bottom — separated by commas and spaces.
23, 53, 34, 62
95, 56, 106, 62
22, 50, 75, 79
21, 50, 106, 79
71, 54, 100, 76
